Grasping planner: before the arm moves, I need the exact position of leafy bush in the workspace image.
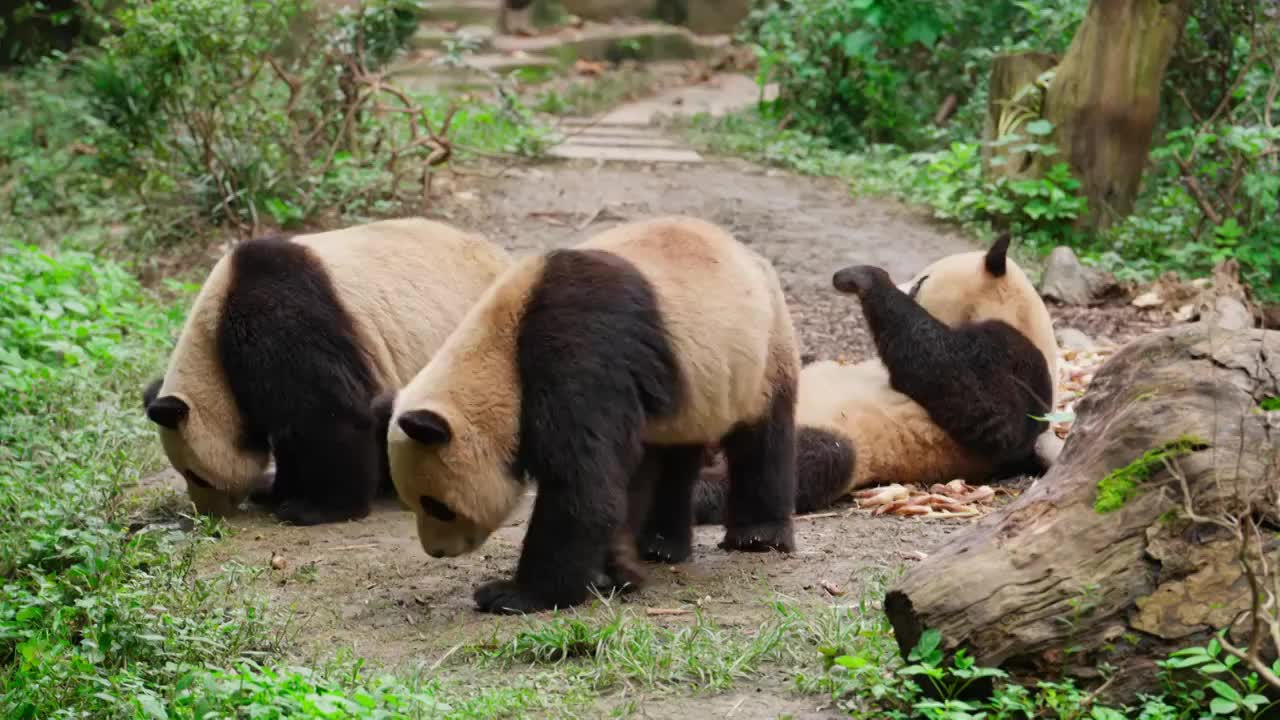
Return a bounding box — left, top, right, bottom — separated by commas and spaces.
814, 627, 1280, 720
744, 0, 1085, 149
0, 0, 546, 249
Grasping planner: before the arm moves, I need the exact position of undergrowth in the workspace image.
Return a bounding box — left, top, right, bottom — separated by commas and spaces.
694, 0, 1280, 304
0, 0, 548, 253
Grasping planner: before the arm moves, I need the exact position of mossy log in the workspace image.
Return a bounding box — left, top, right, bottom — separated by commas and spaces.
981, 52, 1058, 180
1036, 0, 1191, 230
885, 323, 1280, 702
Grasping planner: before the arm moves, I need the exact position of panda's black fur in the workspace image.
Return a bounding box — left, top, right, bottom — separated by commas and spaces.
144, 219, 509, 525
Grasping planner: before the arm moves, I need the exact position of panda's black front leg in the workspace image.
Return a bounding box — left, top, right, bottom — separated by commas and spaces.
270, 417, 380, 526
720, 386, 797, 553
636, 444, 702, 564
474, 477, 625, 615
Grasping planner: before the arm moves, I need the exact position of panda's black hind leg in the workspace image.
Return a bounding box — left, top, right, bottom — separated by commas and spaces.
718, 385, 797, 553
635, 444, 702, 564
269, 417, 379, 526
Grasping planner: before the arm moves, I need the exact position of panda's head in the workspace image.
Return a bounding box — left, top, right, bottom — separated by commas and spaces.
897, 235, 1053, 347
387, 398, 522, 559
142, 376, 269, 515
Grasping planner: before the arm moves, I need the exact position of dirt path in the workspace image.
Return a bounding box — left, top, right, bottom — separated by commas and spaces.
143, 95, 1159, 717
185, 156, 977, 656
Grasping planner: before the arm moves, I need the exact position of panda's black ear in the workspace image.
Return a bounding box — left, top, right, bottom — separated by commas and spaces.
142, 377, 164, 411
985, 233, 1011, 277
146, 395, 189, 429
398, 409, 452, 446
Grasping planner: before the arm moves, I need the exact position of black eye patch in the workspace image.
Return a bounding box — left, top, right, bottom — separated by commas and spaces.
183, 470, 213, 489
420, 496, 458, 522
908, 274, 930, 300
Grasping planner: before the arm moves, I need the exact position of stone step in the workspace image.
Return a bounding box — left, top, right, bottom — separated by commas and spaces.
419, 0, 500, 26
547, 144, 703, 163
493, 23, 728, 63
407, 24, 495, 52
554, 134, 682, 148
387, 52, 563, 90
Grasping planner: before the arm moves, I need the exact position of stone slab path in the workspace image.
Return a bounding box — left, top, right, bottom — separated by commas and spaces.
547, 72, 777, 163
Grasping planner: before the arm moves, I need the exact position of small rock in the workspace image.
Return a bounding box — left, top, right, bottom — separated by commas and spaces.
270, 552, 287, 571
1132, 290, 1163, 309
1202, 295, 1253, 331
1055, 327, 1094, 351
1039, 246, 1119, 306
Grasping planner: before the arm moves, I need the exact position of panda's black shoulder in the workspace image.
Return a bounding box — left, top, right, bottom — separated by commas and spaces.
510, 248, 684, 482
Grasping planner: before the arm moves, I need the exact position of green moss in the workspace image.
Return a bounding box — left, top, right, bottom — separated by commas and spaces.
1260, 396, 1280, 412
1094, 436, 1209, 513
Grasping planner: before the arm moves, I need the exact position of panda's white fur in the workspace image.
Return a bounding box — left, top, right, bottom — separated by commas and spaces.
150, 218, 510, 516
386, 216, 799, 612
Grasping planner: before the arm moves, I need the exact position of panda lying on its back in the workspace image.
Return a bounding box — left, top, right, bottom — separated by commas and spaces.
141, 218, 510, 526
386, 216, 801, 615
695, 234, 1059, 521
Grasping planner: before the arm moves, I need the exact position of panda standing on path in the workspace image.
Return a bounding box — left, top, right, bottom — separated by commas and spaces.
385, 216, 801, 615
142, 218, 510, 526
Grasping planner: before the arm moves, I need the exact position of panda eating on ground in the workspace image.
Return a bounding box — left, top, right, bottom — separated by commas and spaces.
694, 234, 1059, 522
141, 218, 511, 526
385, 216, 801, 615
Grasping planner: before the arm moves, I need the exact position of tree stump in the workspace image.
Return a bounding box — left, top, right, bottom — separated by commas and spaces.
1036, 0, 1192, 230
885, 323, 1280, 702
981, 52, 1058, 181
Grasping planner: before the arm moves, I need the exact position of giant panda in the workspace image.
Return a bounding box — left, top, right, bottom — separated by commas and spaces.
694, 234, 1059, 522
385, 216, 801, 615
141, 218, 511, 526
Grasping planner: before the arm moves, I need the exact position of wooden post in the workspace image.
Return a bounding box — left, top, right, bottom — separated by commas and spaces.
1036, 0, 1192, 230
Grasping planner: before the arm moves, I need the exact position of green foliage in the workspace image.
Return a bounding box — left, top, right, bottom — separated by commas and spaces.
0, 244, 284, 718
813, 626, 1280, 720
0, 0, 546, 249
1159, 632, 1280, 720
743, 0, 1084, 149
721, 0, 1280, 303
1094, 436, 1208, 514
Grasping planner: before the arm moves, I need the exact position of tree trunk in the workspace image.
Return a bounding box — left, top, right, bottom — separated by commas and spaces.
982, 52, 1058, 181
885, 323, 1280, 702
1037, 0, 1192, 230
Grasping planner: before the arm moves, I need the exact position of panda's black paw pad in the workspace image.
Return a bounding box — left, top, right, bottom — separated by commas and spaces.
474, 580, 551, 615
720, 520, 796, 554
832, 265, 890, 296
638, 533, 692, 565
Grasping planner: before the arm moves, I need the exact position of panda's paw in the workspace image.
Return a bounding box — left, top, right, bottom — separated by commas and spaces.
474, 579, 553, 615
273, 499, 369, 527
720, 520, 796, 554
831, 265, 890, 296
638, 533, 692, 565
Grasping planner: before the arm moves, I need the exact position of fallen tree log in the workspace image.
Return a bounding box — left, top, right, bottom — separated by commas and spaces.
885, 323, 1280, 702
